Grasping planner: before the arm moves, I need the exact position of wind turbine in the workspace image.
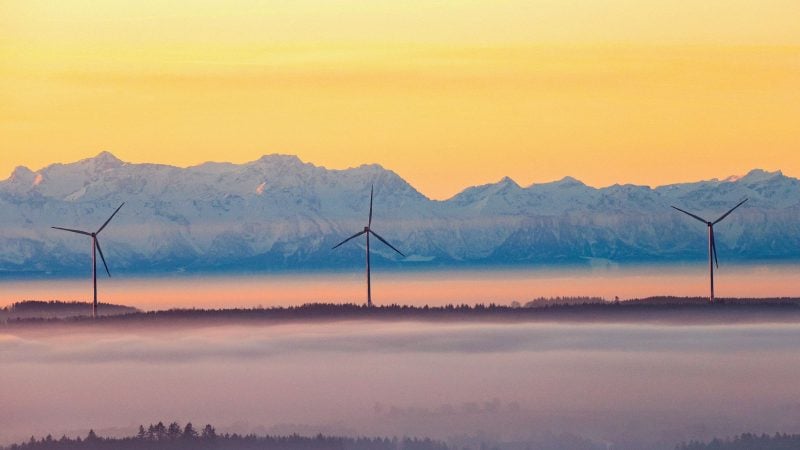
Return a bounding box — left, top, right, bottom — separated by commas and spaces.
52, 203, 125, 318
332, 185, 404, 307
671, 199, 747, 303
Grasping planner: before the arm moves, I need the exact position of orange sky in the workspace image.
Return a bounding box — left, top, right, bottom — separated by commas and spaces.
1, 1, 799, 199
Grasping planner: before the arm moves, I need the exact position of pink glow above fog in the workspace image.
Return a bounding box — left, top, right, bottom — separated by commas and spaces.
1, 265, 798, 310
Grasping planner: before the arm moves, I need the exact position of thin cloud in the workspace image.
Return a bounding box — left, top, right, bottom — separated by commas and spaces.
4, 323, 800, 364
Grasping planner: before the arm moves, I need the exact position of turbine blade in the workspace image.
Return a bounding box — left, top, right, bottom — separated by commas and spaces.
332, 230, 367, 250
97, 202, 125, 234
710, 227, 719, 269
713, 198, 748, 225
670, 206, 707, 224
51, 227, 92, 236
95, 238, 111, 277
368, 184, 374, 227
369, 230, 405, 257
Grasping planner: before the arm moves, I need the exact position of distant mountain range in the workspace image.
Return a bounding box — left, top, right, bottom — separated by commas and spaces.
1, 152, 798, 275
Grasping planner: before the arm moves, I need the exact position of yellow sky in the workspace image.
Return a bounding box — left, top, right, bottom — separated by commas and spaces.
1, 1, 799, 199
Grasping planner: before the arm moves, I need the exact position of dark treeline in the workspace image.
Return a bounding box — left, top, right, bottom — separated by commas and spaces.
3, 423, 449, 450
523, 296, 605, 307
0, 301, 138, 320
2, 301, 132, 312
4, 298, 800, 327
677, 432, 800, 449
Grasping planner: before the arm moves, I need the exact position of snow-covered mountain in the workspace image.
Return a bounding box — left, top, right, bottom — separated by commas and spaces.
1, 152, 798, 275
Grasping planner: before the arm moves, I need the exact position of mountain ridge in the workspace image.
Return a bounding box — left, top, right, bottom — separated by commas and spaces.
1, 152, 797, 275
6, 151, 789, 200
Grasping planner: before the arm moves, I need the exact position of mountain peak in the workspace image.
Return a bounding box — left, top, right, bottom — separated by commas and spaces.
247, 154, 308, 174
475, 176, 522, 192
94, 150, 122, 162
354, 163, 387, 171
739, 168, 783, 183
9, 165, 34, 179
2, 166, 46, 189
548, 176, 586, 187
255, 154, 303, 164
85, 151, 124, 170
498, 176, 520, 187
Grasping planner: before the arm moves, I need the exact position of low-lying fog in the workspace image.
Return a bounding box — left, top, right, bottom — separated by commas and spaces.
3, 321, 800, 449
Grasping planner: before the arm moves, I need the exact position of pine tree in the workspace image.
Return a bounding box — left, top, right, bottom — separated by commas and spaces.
167, 422, 182, 440
201, 424, 217, 440
182, 422, 198, 439
153, 422, 166, 441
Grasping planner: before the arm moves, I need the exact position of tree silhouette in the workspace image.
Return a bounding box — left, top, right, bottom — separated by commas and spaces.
153, 422, 166, 441
201, 424, 217, 441
182, 423, 198, 440
167, 422, 181, 440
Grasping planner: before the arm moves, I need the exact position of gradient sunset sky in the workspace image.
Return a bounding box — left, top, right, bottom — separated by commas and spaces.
1, 0, 798, 199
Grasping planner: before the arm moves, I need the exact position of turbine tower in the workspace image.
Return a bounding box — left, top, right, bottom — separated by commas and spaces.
52, 203, 125, 318
671, 198, 747, 302
332, 185, 404, 307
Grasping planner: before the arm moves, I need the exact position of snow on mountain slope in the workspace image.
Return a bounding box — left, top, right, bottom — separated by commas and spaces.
0, 152, 798, 275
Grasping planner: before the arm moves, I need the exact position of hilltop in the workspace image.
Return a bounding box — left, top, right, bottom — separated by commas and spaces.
0, 300, 139, 320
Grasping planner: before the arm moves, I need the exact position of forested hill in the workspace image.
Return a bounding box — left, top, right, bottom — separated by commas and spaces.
0, 301, 138, 320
